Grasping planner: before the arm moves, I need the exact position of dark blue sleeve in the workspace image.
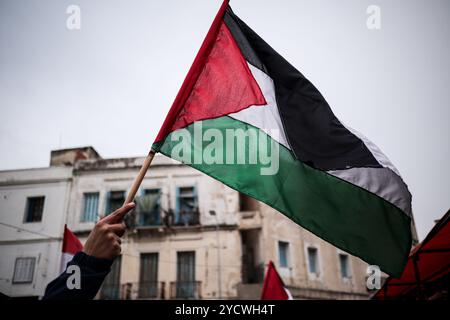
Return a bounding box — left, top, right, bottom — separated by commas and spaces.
42, 252, 113, 300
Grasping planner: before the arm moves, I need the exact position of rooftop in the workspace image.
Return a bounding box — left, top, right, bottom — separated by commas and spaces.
74, 153, 179, 172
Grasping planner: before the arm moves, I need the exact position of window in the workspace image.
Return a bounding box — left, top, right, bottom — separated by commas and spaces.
339, 254, 350, 279
24, 197, 45, 223
81, 192, 99, 222
139, 253, 159, 298
176, 251, 196, 298
278, 241, 289, 268
136, 189, 161, 226
106, 191, 125, 214
12, 257, 36, 284
176, 186, 198, 225
307, 247, 319, 275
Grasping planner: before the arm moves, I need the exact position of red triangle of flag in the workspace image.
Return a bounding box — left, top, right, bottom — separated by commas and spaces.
154, 0, 266, 143
62, 224, 83, 255
261, 261, 289, 300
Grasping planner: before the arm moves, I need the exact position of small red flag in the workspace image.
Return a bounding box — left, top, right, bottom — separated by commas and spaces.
261, 261, 292, 300
60, 224, 83, 272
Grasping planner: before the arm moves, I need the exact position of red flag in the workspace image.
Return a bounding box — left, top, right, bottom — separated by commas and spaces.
261, 261, 292, 300
60, 224, 83, 272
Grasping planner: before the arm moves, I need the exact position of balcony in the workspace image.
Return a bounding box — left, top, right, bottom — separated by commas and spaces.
135, 210, 162, 227
138, 281, 165, 299
170, 281, 202, 299
238, 210, 262, 230
175, 210, 200, 227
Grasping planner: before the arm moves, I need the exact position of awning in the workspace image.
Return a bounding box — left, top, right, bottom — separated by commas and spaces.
373, 210, 450, 300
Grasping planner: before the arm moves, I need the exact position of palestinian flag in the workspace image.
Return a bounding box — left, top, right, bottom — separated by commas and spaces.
261, 261, 293, 300
60, 225, 83, 273
152, 0, 412, 276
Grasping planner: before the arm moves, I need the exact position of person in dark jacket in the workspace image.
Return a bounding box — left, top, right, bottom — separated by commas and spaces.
42, 202, 135, 300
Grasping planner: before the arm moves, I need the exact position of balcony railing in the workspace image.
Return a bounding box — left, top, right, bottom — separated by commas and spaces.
136, 210, 162, 227
175, 210, 200, 226
137, 281, 165, 299
98, 281, 202, 300
133, 210, 201, 228
170, 281, 202, 299
99, 284, 121, 300
99, 282, 166, 300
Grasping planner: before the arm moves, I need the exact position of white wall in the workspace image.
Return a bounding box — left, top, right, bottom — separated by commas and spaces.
0, 167, 72, 297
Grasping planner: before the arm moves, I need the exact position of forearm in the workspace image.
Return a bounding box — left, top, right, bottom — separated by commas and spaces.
42, 252, 113, 300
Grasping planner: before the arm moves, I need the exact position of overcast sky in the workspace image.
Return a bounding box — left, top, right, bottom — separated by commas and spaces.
0, 0, 449, 240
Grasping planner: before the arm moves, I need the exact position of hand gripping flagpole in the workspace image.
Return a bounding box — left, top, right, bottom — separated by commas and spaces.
123, 148, 156, 205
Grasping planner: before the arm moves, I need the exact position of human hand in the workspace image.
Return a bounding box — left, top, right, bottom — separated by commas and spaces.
82, 202, 135, 260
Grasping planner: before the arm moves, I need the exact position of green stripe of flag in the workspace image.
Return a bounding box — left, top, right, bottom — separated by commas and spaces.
153, 116, 411, 277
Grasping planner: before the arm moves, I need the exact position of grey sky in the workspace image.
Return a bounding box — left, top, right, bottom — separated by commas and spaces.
0, 0, 449, 240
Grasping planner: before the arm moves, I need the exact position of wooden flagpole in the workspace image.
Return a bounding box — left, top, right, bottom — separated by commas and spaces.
123, 149, 156, 205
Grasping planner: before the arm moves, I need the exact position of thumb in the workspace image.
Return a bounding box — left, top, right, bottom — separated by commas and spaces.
102, 202, 135, 224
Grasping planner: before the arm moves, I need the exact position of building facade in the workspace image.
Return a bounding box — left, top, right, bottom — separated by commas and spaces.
0, 166, 72, 298
0, 147, 376, 299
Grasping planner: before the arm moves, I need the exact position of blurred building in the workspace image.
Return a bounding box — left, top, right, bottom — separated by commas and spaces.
0, 147, 377, 299
0, 165, 72, 298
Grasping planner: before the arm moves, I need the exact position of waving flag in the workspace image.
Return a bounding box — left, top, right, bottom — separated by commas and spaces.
60, 225, 83, 273
152, 0, 412, 276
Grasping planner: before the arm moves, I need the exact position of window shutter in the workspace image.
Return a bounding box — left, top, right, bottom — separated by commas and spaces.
105, 191, 111, 215
93, 193, 99, 221
175, 187, 180, 224
193, 185, 198, 208
13, 257, 36, 283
